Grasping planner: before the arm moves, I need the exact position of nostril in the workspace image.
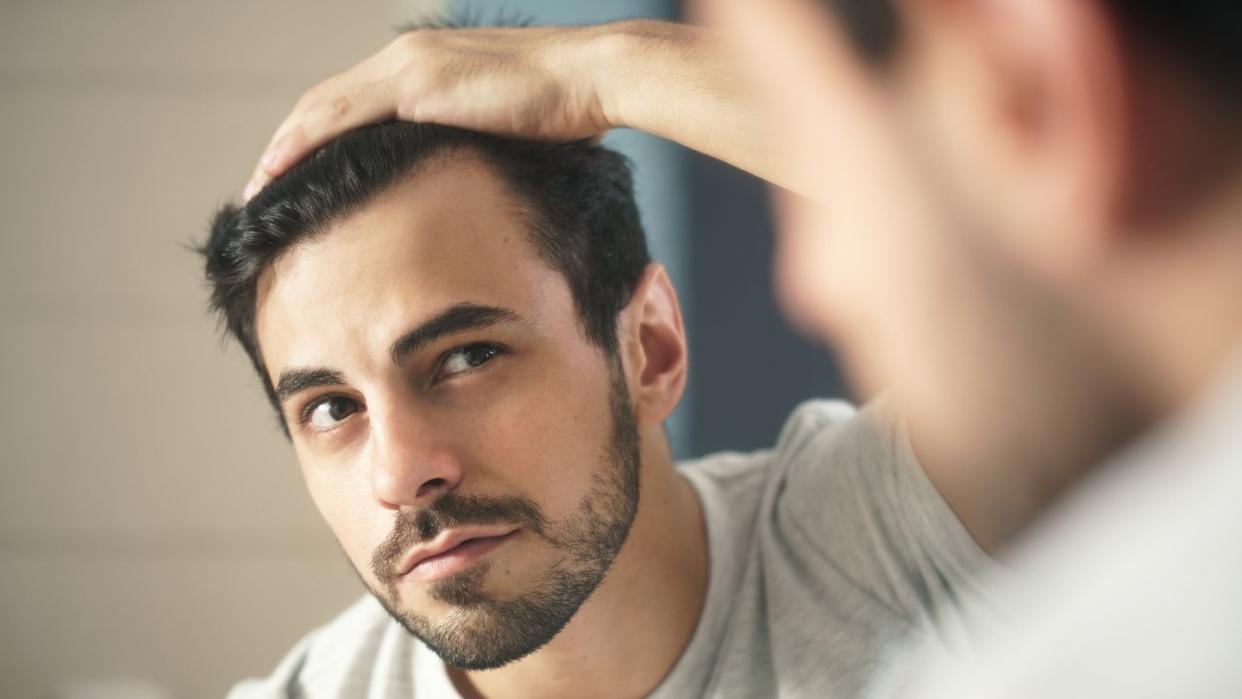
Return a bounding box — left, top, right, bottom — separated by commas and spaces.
418, 478, 448, 497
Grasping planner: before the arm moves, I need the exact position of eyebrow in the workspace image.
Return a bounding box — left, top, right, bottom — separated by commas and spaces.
272, 303, 521, 406
389, 303, 520, 366
274, 368, 347, 404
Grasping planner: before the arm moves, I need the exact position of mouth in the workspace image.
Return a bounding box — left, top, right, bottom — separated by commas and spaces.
398, 528, 520, 584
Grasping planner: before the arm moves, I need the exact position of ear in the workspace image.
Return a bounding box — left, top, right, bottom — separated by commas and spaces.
617, 264, 688, 426
905, 0, 1129, 271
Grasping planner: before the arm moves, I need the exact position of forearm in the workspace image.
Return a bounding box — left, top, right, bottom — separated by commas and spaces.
245, 19, 808, 200
592, 20, 798, 193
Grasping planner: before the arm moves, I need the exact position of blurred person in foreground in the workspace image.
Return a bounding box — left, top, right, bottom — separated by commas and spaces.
205, 20, 990, 698
240, 0, 1242, 695
701, 1, 1242, 696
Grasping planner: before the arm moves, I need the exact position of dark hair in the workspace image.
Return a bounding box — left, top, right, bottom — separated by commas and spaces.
1109, 0, 1242, 102
822, 0, 902, 62
828, 0, 1242, 103
201, 123, 650, 429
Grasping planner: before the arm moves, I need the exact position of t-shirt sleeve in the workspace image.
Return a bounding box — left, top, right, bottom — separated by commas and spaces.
771, 398, 995, 637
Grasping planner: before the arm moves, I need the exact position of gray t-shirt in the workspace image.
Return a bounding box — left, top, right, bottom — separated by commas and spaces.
874, 357, 1242, 698
229, 400, 991, 698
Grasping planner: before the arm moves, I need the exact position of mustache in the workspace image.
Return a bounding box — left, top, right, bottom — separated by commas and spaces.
371, 492, 546, 580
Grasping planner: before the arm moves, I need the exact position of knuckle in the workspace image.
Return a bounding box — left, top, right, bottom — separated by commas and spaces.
395, 71, 428, 102
392, 31, 424, 55
393, 86, 420, 121
295, 84, 324, 111
281, 124, 306, 150
327, 94, 352, 119
394, 90, 423, 121
393, 100, 415, 121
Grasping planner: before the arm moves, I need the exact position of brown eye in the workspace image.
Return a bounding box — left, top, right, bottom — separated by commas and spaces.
306, 396, 359, 430
440, 344, 501, 378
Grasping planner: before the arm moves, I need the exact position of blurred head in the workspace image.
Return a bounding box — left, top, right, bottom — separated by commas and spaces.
201, 123, 688, 668
703, 0, 1242, 522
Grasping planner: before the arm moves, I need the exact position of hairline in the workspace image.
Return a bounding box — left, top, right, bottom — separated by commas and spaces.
248, 143, 625, 412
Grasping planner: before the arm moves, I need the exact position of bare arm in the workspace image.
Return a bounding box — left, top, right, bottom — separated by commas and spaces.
243, 20, 781, 199
595, 21, 767, 187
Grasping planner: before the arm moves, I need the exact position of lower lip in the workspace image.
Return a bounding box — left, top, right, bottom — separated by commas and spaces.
404, 530, 519, 583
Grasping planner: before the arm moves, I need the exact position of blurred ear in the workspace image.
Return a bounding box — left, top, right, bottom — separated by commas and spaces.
904, 0, 1128, 272
617, 264, 688, 426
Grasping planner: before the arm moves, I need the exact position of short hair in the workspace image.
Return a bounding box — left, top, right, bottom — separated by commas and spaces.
828, 0, 1242, 104
201, 123, 650, 430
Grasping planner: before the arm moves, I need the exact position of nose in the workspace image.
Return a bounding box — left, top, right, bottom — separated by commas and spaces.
368, 399, 464, 509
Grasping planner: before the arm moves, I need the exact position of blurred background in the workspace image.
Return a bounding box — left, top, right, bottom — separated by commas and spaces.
0, 0, 846, 696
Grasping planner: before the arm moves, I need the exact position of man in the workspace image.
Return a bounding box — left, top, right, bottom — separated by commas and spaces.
207, 122, 987, 697
242, 0, 1242, 694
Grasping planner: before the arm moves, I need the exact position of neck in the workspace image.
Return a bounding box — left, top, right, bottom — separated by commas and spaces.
1093, 165, 1242, 419
451, 427, 708, 699
905, 161, 1242, 553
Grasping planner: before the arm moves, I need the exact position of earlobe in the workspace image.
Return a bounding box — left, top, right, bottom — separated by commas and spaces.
624, 264, 688, 425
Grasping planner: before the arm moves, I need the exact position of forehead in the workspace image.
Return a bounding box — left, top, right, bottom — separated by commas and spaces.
253, 154, 572, 377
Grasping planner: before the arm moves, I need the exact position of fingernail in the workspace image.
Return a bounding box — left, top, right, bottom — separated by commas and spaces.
243, 180, 259, 201
261, 148, 280, 171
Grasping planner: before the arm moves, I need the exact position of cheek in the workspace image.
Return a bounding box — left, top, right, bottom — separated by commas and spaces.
445, 350, 620, 520
289, 350, 620, 573
298, 453, 386, 580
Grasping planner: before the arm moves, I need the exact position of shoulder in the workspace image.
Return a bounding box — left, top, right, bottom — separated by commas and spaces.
679, 399, 860, 489
774, 397, 914, 501
767, 398, 994, 626
767, 396, 950, 546
774, 398, 865, 464
227, 596, 416, 698
676, 399, 874, 522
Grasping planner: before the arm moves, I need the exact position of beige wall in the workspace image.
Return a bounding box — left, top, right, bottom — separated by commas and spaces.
0, 1, 440, 696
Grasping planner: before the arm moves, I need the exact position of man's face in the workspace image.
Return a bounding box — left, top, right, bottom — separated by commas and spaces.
253, 154, 640, 670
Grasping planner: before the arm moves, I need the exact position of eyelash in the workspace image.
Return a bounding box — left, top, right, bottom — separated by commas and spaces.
297, 395, 352, 430
434, 342, 507, 380
294, 342, 508, 430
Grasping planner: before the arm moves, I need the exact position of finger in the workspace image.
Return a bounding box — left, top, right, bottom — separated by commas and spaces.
261, 78, 400, 179
243, 79, 399, 201
241, 52, 400, 200
242, 177, 262, 202
264, 56, 394, 152
241, 101, 330, 201
242, 149, 281, 200
242, 135, 291, 200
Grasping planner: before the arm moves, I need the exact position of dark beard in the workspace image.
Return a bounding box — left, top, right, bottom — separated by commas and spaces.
359, 362, 641, 670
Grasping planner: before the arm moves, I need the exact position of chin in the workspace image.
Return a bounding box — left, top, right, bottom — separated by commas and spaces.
376, 557, 612, 671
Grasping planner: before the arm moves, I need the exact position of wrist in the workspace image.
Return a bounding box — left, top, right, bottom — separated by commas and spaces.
586, 19, 683, 131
